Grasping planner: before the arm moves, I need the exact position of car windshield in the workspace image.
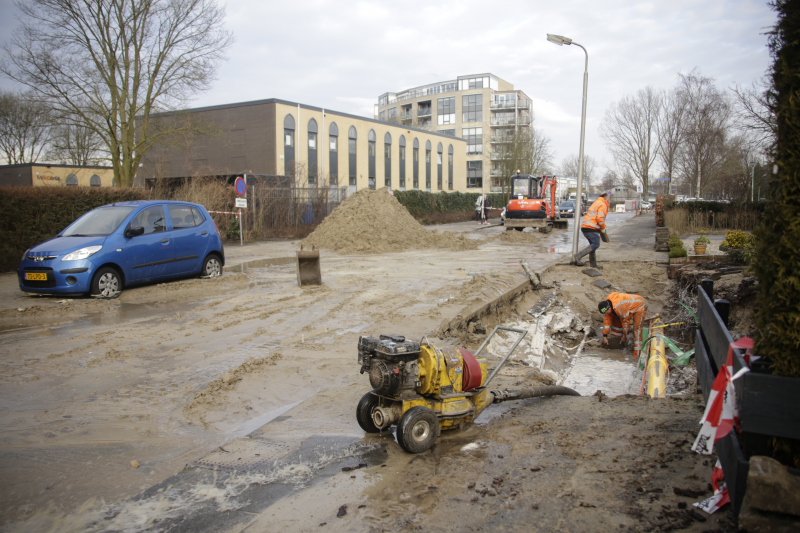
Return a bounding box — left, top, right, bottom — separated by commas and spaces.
559, 201, 574, 208
62, 206, 135, 236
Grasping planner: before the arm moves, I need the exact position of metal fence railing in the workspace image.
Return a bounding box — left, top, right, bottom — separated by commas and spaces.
211, 186, 348, 239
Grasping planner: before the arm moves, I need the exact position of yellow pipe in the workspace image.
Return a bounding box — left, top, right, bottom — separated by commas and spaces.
646, 320, 668, 398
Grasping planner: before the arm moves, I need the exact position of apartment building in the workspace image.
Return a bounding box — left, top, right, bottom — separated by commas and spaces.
139, 98, 467, 194
376, 73, 534, 193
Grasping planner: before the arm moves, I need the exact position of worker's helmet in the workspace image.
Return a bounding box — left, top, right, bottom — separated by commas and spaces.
598, 300, 612, 314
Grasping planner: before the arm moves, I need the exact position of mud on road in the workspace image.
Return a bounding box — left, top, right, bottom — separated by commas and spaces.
0, 209, 727, 532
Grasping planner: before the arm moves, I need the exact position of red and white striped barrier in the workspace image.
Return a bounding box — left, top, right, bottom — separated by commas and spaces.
207, 211, 240, 216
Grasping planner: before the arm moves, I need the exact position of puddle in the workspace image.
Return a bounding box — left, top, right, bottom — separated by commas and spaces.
225, 257, 295, 273
561, 353, 637, 396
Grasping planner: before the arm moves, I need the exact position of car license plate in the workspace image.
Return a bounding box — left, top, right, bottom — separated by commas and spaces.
25, 272, 47, 281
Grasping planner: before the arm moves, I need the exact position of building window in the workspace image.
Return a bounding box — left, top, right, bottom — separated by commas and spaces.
437, 96, 455, 125
463, 127, 483, 155
401, 105, 412, 121
462, 94, 482, 123
384, 132, 392, 188
439, 129, 455, 137
368, 129, 376, 189
458, 76, 490, 91
90, 174, 101, 187
467, 161, 483, 189
437, 142, 443, 190
387, 107, 397, 121
399, 135, 406, 189
425, 140, 431, 191
413, 138, 419, 189
448, 145, 454, 190
348, 126, 357, 189
284, 114, 296, 175
329, 122, 338, 186
379, 110, 386, 121
66, 174, 78, 186
308, 118, 318, 186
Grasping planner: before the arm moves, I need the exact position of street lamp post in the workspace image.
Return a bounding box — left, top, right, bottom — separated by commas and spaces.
750, 160, 756, 202
547, 33, 589, 263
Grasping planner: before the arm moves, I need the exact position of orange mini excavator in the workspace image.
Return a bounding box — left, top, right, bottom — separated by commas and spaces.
503, 171, 568, 233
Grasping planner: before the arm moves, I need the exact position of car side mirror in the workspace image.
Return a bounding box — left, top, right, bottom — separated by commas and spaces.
126, 225, 145, 238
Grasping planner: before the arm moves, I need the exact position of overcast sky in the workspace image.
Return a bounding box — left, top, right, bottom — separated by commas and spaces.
1, 0, 776, 177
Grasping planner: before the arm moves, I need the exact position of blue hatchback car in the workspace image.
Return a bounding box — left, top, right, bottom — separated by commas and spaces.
18, 200, 225, 297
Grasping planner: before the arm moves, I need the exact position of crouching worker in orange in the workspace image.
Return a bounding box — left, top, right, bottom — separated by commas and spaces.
599, 293, 648, 359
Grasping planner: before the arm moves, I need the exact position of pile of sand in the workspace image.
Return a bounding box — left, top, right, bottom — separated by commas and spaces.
302, 188, 479, 254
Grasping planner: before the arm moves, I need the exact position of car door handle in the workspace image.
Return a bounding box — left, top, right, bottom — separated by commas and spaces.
201, 231, 208, 235
161, 238, 170, 244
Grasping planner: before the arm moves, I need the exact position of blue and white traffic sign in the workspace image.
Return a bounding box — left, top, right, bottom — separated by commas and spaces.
235, 176, 246, 196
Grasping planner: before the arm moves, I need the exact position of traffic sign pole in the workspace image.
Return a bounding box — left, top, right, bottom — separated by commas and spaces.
239, 210, 243, 246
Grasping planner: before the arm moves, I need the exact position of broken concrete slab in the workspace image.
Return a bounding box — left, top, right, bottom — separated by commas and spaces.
592, 280, 612, 289
527, 291, 558, 318
582, 269, 603, 277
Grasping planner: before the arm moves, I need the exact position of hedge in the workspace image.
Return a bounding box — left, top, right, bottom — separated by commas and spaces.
0, 186, 148, 272
393, 190, 504, 216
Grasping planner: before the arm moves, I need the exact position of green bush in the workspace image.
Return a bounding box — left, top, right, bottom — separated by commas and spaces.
669, 247, 688, 258
724, 230, 751, 248
753, 0, 800, 378
394, 190, 504, 216
668, 234, 684, 249
0, 186, 149, 272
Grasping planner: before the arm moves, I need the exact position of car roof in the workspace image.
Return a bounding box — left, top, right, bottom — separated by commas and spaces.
97, 200, 202, 208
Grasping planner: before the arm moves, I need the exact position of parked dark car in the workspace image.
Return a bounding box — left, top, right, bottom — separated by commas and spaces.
18, 200, 225, 297
558, 200, 577, 218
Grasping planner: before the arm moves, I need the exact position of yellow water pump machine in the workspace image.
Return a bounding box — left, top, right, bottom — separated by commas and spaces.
355, 327, 580, 453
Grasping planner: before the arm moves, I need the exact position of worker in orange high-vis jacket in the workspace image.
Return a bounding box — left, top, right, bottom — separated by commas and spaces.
575, 192, 610, 269
599, 292, 648, 360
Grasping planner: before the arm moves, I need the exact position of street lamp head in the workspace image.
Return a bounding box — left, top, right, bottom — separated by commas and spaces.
547, 34, 572, 46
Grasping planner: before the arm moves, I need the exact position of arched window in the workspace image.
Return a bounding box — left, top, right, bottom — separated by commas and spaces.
66, 174, 78, 186
384, 132, 392, 188
368, 129, 376, 189
399, 135, 407, 190
448, 145, 454, 190
412, 138, 419, 189
425, 140, 432, 191
329, 122, 339, 187
437, 143, 443, 190
308, 118, 318, 186
90, 174, 101, 187
348, 126, 358, 192
284, 114, 295, 176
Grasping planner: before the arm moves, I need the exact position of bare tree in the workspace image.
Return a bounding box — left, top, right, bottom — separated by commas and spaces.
0, 90, 51, 164
2, 0, 233, 187
489, 121, 555, 201
599, 86, 662, 197
598, 169, 617, 191
559, 153, 597, 185
731, 77, 777, 155
47, 120, 106, 165
656, 87, 686, 195
676, 69, 731, 198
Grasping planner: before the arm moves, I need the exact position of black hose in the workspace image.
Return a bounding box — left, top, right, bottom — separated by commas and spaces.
490, 386, 581, 403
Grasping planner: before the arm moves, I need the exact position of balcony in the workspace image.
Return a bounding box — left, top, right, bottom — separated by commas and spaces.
490, 117, 516, 126
400, 112, 412, 120
490, 168, 507, 177
490, 136, 513, 143
490, 99, 530, 110
418, 109, 432, 117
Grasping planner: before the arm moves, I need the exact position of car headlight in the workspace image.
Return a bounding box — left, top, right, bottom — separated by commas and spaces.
568, 209, 574, 213
62, 245, 102, 262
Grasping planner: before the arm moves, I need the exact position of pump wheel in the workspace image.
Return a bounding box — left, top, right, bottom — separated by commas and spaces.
356, 391, 381, 433
396, 406, 440, 453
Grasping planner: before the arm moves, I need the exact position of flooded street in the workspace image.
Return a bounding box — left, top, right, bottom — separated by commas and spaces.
0, 210, 718, 533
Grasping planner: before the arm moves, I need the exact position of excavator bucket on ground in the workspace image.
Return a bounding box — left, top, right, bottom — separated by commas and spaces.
296, 245, 322, 287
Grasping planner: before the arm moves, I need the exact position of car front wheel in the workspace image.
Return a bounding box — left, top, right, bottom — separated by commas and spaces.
202, 254, 222, 278
91, 267, 121, 297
